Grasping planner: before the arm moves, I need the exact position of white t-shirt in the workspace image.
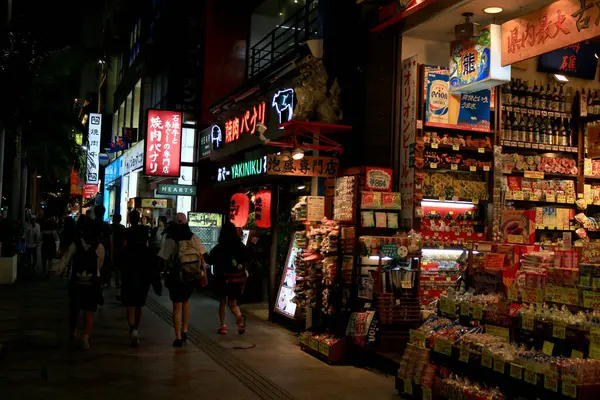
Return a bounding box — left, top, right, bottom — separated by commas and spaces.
158, 235, 207, 261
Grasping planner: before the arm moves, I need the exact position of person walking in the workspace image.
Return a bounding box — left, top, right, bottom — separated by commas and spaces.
111, 214, 126, 288
60, 215, 106, 350
158, 213, 207, 347
204, 221, 248, 335
59, 217, 77, 278
24, 216, 41, 275
41, 218, 59, 277
91, 205, 113, 291
121, 210, 152, 348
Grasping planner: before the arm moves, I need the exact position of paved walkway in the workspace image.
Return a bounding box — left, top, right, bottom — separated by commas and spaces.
1, 273, 398, 400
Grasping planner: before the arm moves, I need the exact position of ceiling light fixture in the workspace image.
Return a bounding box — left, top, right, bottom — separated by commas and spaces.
297, 185, 306, 190
483, 7, 503, 14
552, 73, 569, 83
292, 148, 304, 160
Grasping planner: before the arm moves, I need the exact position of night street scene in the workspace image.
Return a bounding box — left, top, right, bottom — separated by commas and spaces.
3, 0, 600, 399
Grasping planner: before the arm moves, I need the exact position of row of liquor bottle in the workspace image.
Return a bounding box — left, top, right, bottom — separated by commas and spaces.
500, 79, 573, 113
501, 113, 573, 147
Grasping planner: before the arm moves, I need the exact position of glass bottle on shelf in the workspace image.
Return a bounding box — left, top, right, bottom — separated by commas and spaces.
534, 117, 541, 143
559, 118, 568, 146
545, 83, 552, 110
532, 80, 539, 109
527, 114, 534, 142
511, 79, 520, 106
553, 118, 560, 145
565, 87, 572, 114
519, 80, 527, 107
558, 85, 565, 113
519, 114, 527, 142
501, 112, 507, 140
593, 90, 600, 115
567, 119, 573, 147
512, 113, 520, 142
546, 117, 553, 145
540, 117, 548, 144
588, 89, 594, 115
552, 85, 559, 111
539, 82, 546, 110
526, 81, 533, 108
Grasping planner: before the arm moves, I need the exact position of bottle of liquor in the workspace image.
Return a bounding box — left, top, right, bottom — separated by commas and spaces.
519, 114, 527, 142
565, 87, 572, 114
511, 79, 519, 106
527, 115, 534, 142
519, 80, 527, 107
558, 85, 565, 113
593, 90, 600, 115
553, 118, 560, 145
532, 80, 540, 109
546, 117, 553, 145
539, 82, 547, 110
588, 89, 594, 115
534, 117, 541, 143
567, 119, 573, 147
501, 113, 507, 141
526, 81, 533, 108
540, 117, 548, 144
560, 118, 568, 146
512, 113, 519, 142
552, 85, 560, 112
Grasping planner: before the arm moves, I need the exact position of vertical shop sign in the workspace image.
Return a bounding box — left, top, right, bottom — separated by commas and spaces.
70, 168, 82, 196
86, 113, 102, 184
198, 127, 211, 159
399, 56, 417, 228
501, 0, 600, 66
425, 67, 449, 124
254, 190, 272, 228
144, 110, 183, 177
457, 90, 491, 130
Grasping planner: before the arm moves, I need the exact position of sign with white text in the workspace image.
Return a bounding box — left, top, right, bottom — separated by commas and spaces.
365, 167, 393, 191
144, 109, 183, 177
266, 155, 339, 177
217, 156, 267, 182
157, 184, 197, 196
86, 113, 102, 184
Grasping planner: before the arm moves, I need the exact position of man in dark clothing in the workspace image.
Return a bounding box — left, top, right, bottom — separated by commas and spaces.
93, 205, 113, 290
111, 214, 126, 287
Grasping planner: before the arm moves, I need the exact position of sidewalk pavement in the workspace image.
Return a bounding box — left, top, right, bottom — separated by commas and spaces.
1, 275, 399, 400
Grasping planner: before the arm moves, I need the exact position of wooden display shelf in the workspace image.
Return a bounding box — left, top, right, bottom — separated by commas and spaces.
422, 143, 493, 153
503, 171, 578, 179
501, 104, 571, 119
421, 163, 491, 172
424, 121, 492, 133
501, 141, 577, 153
509, 199, 576, 206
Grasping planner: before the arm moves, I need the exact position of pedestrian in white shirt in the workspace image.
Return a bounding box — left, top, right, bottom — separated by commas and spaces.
24, 216, 41, 273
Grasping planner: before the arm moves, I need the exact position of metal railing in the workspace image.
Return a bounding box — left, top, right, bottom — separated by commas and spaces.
247, 0, 321, 79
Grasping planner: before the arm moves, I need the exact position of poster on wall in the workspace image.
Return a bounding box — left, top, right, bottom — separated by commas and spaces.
141, 198, 168, 208
274, 232, 300, 319
86, 113, 102, 184
425, 67, 449, 124
143, 109, 183, 177
365, 167, 393, 191
538, 43, 600, 80
457, 90, 491, 131
399, 56, 417, 229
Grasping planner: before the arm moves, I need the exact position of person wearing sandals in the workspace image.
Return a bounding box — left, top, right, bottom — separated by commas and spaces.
204, 221, 248, 335
158, 213, 207, 347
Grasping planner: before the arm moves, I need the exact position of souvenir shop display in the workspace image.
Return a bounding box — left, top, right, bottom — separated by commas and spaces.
333, 176, 357, 223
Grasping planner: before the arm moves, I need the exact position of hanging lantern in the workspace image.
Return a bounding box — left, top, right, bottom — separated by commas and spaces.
230, 193, 250, 228
254, 190, 272, 228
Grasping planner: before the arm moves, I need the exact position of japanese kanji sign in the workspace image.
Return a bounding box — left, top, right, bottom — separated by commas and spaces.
144, 109, 183, 177
539, 42, 598, 79
86, 113, 102, 184
501, 0, 600, 66
266, 155, 339, 178
224, 101, 266, 143
83, 184, 98, 199
399, 56, 417, 228
70, 168, 82, 196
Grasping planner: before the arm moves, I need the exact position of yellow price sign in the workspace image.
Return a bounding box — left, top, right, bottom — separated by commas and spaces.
493, 356, 505, 373
452, 144, 459, 151
451, 163, 458, 170
460, 301, 470, 317
319, 342, 330, 356
471, 303, 484, 320
434, 338, 452, 356
510, 363, 523, 380
544, 375, 558, 392
422, 386, 432, 400
552, 322, 566, 340
589, 344, 600, 359
524, 370, 537, 385
403, 379, 413, 395
591, 327, 600, 346
431, 143, 439, 149
542, 341, 555, 356
478, 147, 485, 153
562, 382, 577, 399
485, 325, 510, 342
459, 348, 470, 363
470, 166, 476, 171
571, 350, 584, 359
481, 350, 493, 368
522, 314, 535, 331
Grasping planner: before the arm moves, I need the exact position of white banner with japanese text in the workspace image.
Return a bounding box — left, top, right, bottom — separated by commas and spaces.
86, 113, 102, 184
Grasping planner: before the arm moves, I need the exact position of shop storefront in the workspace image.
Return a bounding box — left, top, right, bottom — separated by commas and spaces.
103, 154, 123, 221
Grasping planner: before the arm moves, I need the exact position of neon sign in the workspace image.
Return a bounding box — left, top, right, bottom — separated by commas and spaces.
272, 88, 295, 124
211, 125, 223, 150
225, 102, 266, 143
144, 109, 182, 177
217, 156, 267, 182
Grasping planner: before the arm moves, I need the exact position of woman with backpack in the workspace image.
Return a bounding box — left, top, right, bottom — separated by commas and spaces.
60, 215, 106, 350
121, 210, 152, 348
158, 213, 207, 347
204, 221, 248, 335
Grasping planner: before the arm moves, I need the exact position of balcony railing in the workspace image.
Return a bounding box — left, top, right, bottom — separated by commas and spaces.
247, 0, 321, 79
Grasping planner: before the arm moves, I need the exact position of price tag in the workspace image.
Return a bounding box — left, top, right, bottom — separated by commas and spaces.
578, 193, 584, 198
571, 350, 584, 359
513, 191, 524, 200
319, 342, 330, 356
471, 303, 484, 320
524, 370, 537, 385
533, 143, 539, 149
552, 322, 566, 339
559, 146, 566, 152
410, 329, 426, 348
438, 197, 445, 202
518, 142, 525, 148
590, 327, 600, 346
485, 325, 510, 342
567, 196, 575, 204
557, 194, 566, 203
590, 344, 600, 359
522, 314, 535, 330
583, 290, 600, 309
430, 163, 437, 169
542, 341, 555, 356
580, 276, 591, 287
452, 144, 459, 150
417, 120, 423, 129
460, 301, 470, 317
552, 145, 559, 151
472, 198, 479, 205
403, 379, 413, 395
470, 166, 477, 171
525, 143, 532, 148
544, 374, 558, 392
422, 386, 432, 400
434, 338, 452, 356
309, 337, 319, 351
493, 356, 505, 373
431, 142, 439, 149
478, 147, 485, 153
594, 277, 600, 288
299, 332, 308, 345
562, 382, 577, 399
481, 350, 493, 368
483, 165, 490, 171
510, 363, 523, 380
459, 348, 470, 363
508, 285, 518, 301
451, 163, 458, 170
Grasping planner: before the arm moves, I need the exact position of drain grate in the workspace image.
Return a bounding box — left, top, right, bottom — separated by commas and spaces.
146, 297, 297, 400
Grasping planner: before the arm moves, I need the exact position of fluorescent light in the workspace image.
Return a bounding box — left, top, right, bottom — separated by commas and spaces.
483, 7, 503, 14
596, 53, 599, 59
368, 255, 393, 261
421, 200, 475, 209
297, 185, 306, 190
422, 249, 465, 256
553, 74, 569, 83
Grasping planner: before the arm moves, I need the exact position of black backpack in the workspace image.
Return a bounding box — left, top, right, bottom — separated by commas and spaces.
72, 239, 99, 286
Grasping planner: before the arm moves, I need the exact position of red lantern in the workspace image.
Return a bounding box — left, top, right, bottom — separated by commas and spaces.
254, 190, 272, 228
230, 193, 250, 228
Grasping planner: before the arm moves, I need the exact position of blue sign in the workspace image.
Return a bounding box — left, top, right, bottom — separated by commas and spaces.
107, 136, 129, 153
104, 155, 123, 185
457, 90, 491, 130
538, 43, 599, 80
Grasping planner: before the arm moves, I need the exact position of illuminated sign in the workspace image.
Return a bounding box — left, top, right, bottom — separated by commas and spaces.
225, 102, 266, 143
157, 184, 197, 196
188, 212, 222, 228
272, 88, 295, 124
144, 109, 182, 177
141, 198, 169, 208
86, 113, 102, 184
211, 125, 223, 150
266, 155, 339, 177
217, 156, 267, 182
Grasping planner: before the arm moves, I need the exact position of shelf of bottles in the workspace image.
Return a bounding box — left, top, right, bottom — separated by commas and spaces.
499, 78, 577, 152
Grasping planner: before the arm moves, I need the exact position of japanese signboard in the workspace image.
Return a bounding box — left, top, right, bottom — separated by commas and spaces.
365, 167, 393, 191
217, 156, 267, 182
538, 42, 599, 79
266, 155, 339, 178
140, 198, 169, 208
457, 90, 492, 130
188, 212, 222, 228
501, 0, 600, 66
124, 140, 144, 175
399, 56, 417, 228
70, 168, 82, 196
450, 25, 510, 93
144, 110, 183, 177
224, 101, 266, 144
198, 127, 211, 159
107, 136, 128, 153
83, 184, 98, 199
104, 155, 123, 185
157, 184, 197, 196
86, 113, 102, 184
425, 67, 450, 124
